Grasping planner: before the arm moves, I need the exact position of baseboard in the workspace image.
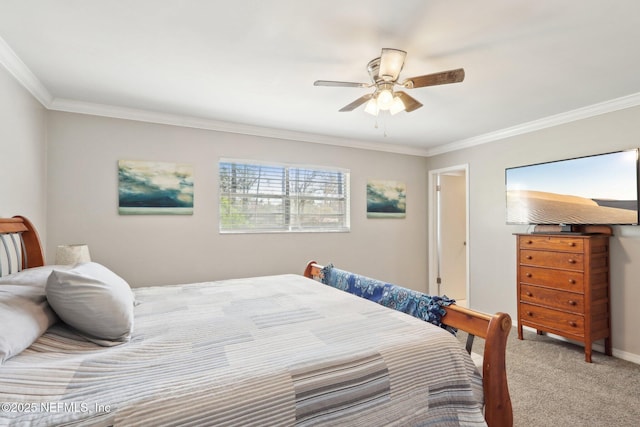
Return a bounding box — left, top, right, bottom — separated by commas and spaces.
610, 347, 640, 364
520, 326, 640, 365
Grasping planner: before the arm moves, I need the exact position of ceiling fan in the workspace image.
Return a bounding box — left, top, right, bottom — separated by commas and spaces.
314, 48, 465, 116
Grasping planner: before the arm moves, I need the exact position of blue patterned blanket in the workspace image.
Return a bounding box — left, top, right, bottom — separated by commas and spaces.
320, 264, 456, 334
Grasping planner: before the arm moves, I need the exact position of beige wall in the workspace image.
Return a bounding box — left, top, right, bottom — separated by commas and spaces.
425, 106, 640, 362
45, 112, 429, 290
0, 66, 47, 241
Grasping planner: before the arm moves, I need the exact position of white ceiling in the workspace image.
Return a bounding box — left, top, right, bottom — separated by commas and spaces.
2, 0, 640, 156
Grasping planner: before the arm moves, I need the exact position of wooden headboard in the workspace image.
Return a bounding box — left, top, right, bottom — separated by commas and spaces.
304, 261, 513, 427
0, 216, 45, 275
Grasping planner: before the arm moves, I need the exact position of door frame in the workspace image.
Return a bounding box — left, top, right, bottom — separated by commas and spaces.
428, 164, 470, 302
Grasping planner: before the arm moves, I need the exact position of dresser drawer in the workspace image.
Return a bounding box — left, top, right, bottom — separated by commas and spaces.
519, 235, 584, 252
520, 249, 583, 270
520, 303, 584, 337
519, 266, 584, 292
520, 284, 584, 314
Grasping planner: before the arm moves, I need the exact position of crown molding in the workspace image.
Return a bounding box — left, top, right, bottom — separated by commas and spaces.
425, 92, 640, 157
46, 92, 640, 159
49, 98, 431, 157
0, 36, 53, 106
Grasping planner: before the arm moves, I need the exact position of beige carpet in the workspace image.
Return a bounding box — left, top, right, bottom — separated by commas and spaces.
458, 328, 640, 426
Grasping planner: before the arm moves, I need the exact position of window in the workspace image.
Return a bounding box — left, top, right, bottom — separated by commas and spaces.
219, 159, 350, 233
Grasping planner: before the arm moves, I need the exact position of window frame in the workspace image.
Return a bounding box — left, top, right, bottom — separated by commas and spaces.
218, 158, 350, 234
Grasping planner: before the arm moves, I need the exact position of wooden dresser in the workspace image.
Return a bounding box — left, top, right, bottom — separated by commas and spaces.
515, 231, 612, 362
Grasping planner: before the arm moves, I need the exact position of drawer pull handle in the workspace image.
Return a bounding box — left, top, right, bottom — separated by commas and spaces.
526, 273, 532, 278
568, 321, 577, 327
567, 259, 576, 264
526, 240, 533, 244
526, 255, 533, 260
527, 311, 533, 317
569, 242, 576, 247
526, 292, 533, 297
568, 300, 577, 306
568, 279, 576, 284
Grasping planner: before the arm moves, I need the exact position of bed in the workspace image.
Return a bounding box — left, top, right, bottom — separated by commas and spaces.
0, 216, 512, 426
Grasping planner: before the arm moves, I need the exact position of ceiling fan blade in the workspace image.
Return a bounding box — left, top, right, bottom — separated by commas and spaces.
379, 48, 406, 82
394, 91, 423, 112
401, 68, 465, 89
339, 94, 373, 112
314, 80, 370, 88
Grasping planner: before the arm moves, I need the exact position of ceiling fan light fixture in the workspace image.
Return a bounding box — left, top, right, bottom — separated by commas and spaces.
364, 98, 379, 116
377, 88, 394, 110
390, 96, 406, 115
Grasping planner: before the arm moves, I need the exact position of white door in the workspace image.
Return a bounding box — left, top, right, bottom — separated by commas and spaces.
429, 165, 469, 305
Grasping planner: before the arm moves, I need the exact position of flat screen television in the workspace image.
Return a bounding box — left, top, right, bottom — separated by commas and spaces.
505, 149, 639, 226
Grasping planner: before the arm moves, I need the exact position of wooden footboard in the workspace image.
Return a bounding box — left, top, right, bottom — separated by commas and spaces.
303, 261, 513, 427
442, 302, 513, 427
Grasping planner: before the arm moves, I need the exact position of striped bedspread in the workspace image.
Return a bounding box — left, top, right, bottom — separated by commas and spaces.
0, 274, 485, 426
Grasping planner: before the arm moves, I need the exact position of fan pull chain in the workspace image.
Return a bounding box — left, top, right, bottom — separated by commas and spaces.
372, 116, 389, 137
378, 114, 387, 137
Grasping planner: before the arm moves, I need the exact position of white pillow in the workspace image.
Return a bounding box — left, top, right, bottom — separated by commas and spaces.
0, 266, 70, 364
46, 262, 134, 346
0, 264, 72, 288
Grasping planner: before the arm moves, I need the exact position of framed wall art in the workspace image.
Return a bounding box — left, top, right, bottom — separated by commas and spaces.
118, 160, 194, 215
366, 179, 406, 218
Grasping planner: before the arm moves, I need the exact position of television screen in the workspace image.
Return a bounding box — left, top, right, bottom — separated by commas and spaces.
506, 149, 639, 225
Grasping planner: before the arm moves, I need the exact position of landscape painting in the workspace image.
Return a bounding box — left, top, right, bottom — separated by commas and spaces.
118, 160, 194, 215
367, 180, 406, 218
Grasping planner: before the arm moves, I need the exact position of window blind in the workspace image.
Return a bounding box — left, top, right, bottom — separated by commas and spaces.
219, 160, 350, 233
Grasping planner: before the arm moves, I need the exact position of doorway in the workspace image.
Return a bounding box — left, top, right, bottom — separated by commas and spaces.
428, 165, 469, 306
